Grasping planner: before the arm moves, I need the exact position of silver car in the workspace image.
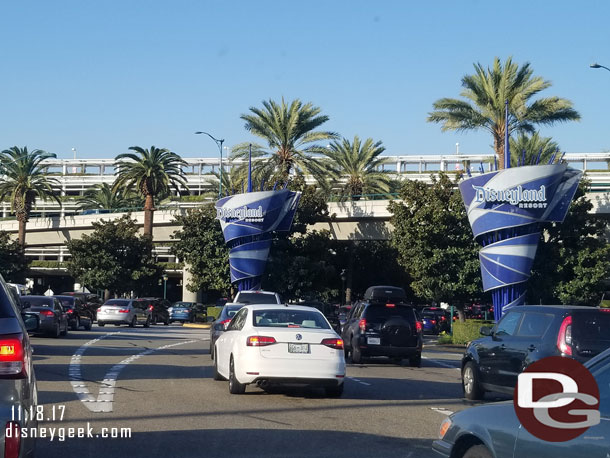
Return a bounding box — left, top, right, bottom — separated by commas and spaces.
0, 274, 39, 457
97, 298, 151, 328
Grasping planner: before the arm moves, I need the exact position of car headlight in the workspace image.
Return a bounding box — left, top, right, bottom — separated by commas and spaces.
439, 418, 452, 439
168, 308, 173, 313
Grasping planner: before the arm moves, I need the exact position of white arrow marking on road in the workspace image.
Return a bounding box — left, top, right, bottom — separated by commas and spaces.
69, 332, 196, 413
430, 407, 454, 416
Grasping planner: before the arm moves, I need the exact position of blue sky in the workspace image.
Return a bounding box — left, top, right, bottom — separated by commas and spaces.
1, 1, 609, 160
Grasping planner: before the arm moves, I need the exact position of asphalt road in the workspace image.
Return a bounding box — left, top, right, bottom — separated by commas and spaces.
28, 326, 494, 458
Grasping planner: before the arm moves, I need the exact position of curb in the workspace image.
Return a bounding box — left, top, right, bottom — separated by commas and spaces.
182, 323, 212, 329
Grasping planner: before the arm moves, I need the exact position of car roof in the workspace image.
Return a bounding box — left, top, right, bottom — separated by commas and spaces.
509, 305, 605, 312
243, 304, 324, 313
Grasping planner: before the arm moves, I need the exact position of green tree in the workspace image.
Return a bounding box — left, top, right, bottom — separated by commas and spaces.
77, 183, 142, 211
529, 181, 610, 305
509, 132, 560, 167
322, 136, 392, 200
233, 98, 338, 183
66, 215, 161, 297
389, 173, 482, 312
114, 146, 187, 236
0, 146, 61, 246
428, 57, 580, 169
171, 205, 231, 295
0, 231, 27, 283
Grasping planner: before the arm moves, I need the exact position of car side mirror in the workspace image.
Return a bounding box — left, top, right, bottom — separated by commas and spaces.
479, 326, 493, 336
22, 312, 40, 332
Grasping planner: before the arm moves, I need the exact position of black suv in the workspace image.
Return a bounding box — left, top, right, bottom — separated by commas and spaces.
341, 286, 423, 366
462, 305, 610, 400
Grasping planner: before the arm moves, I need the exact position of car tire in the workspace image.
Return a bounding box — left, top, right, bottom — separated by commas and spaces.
463, 444, 493, 458
98, 323, 105, 327
463, 361, 484, 400
210, 342, 215, 360
351, 337, 362, 364
71, 317, 80, 331
129, 316, 137, 328
409, 353, 421, 368
85, 319, 92, 331
143, 316, 151, 328
213, 352, 224, 381
51, 322, 61, 338
228, 356, 246, 394
60, 323, 68, 336
164, 317, 169, 326
325, 384, 344, 397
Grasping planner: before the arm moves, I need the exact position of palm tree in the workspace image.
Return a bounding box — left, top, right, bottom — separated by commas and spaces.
509, 132, 560, 167
428, 57, 580, 169
0, 146, 61, 246
233, 98, 338, 183
322, 136, 391, 200
77, 183, 143, 211
113, 146, 187, 237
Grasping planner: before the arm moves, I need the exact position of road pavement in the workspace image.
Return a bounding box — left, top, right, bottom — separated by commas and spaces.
28, 326, 497, 457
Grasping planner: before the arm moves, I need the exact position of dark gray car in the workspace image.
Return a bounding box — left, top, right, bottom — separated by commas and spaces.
434, 348, 610, 458
20, 295, 69, 338
209, 303, 245, 359
0, 274, 39, 456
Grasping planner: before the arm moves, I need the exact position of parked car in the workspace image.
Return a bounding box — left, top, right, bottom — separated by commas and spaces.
53, 295, 93, 331
341, 286, 423, 366
233, 290, 282, 304
435, 347, 610, 458
213, 304, 345, 396
461, 304, 610, 400
192, 303, 208, 322
0, 274, 40, 457
138, 298, 170, 325
19, 295, 69, 338
169, 301, 196, 323
337, 305, 352, 332
60, 291, 103, 321
97, 298, 152, 328
209, 303, 246, 359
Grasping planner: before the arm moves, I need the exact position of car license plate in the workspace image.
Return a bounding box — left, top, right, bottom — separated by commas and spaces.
367, 337, 381, 345
288, 343, 310, 354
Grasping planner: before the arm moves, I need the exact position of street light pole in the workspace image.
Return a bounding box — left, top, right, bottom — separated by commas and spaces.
590, 62, 610, 73
195, 131, 225, 198
162, 274, 168, 300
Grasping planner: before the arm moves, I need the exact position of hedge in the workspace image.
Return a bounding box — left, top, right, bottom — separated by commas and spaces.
451, 319, 494, 345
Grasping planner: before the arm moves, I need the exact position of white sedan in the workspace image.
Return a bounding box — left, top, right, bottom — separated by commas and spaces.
213, 304, 346, 396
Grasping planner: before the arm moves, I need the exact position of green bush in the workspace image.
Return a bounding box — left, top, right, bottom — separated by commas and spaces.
206, 306, 222, 320
452, 319, 494, 345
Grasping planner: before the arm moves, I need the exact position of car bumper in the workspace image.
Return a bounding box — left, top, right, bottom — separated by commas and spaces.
237, 355, 345, 385
97, 315, 130, 325
431, 439, 452, 457
169, 315, 191, 322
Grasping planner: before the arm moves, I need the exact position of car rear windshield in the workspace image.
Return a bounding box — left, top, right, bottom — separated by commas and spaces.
104, 299, 130, 307
572, 310, 610, 340
365, 304, 415, 323
253, 309, 330, 329
173, 302, 193, 308
56, 297, 75, 306
21, 297, 54, 307
237, 293, 277, 304
0, 281, 16, 318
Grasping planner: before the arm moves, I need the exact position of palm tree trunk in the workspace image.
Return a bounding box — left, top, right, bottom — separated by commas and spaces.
143, 194, 155, 237
17, 218, 26, 246
494, 132, 504, 170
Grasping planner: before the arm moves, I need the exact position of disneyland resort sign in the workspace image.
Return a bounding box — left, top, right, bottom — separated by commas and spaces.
472, 184, 548, 209
216, 205, 264, 222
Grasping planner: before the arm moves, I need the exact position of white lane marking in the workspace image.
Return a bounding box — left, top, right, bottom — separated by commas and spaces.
430, 407, 454, 416
347, 376, 371, 386
421, 356, 461, 370
69, 333, 196, 413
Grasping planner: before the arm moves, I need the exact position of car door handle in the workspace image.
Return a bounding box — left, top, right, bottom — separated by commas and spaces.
528, 345, 536, 352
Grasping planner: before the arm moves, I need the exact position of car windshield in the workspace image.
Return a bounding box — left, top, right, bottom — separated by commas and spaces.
365, 305, 415, 323
237, 293, 277, 304
21, 297, 54, 307
253, 309, 330, 329
104, 299, 130, 307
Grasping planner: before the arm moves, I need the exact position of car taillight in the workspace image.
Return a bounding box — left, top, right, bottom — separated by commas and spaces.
4, 422, 20, 458
247, 336, 277, 346
431, 320, 436, 325
359, 319, 366, 332
148, 305, 154, 311
220, 319, 232, 330
40, 310, 54, 317
0, 335, 26, 378
386, 303, 395, 308
557, 316, 573, 356
415, 321, 423, 333
97, 308, 102, 312
440, 316, 446, 321
321, 338, 344, 350
66, 309, 73, 314
119, 309, 130, 313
